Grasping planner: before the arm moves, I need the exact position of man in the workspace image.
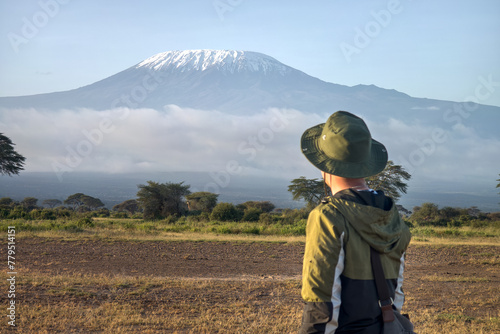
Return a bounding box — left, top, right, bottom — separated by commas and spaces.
299, 111, 412, 333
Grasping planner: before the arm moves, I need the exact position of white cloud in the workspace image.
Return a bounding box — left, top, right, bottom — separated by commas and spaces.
369, 117, 500, 186
1, 107, 498, 189
0, 106, 324, 180
410, 106, 440, 110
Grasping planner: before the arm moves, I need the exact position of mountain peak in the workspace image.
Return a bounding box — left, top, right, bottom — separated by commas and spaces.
135, 49, 291, 75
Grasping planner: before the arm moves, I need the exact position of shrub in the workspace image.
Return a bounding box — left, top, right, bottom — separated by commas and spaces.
242, 208, 262, 222
54, 208, 73, 218
7, 206, 29, 219
77, 217, 95, 228
259, 212, 274, 225
187, 211, 210, 223
487, 212, 500, 220
237, 201, 275, 213
163, 215, 179, 224
31, 209, 57, 220
112, 211, 129, 219
210, 203, 241, 222
242, 226, 261, 235
0, 208, 9, 218
280, 208, 309, 224
96, 208, 110, 217
291, 219, 307, 235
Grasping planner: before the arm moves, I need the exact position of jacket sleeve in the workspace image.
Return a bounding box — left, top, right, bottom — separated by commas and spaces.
300, 205, 346, 333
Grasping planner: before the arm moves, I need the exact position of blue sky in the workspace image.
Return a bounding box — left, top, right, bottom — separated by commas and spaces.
1, 0, 499, 107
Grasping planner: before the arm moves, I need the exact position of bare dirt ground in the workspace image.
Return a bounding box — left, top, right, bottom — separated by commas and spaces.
4, 237, 500, 332
17, 238, 304, 279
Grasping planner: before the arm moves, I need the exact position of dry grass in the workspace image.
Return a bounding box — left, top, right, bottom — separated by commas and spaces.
421, 274, 491, 283
17, 229, 306, 245
408, 310, 499, 334
16, 228, 500, 247
410, 236, 500, 246
3, 226, 499, 333
0, 268, 498, 333
4, 273, 303, 333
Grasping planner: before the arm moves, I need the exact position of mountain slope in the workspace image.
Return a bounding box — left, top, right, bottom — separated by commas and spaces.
0, 49, 499, 133
0, 50, 409, 113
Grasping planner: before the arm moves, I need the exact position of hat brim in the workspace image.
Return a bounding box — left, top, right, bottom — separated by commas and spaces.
300, 123, 388, 178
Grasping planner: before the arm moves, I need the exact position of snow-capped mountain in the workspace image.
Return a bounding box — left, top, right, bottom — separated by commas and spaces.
0, 49, 498, 132
1, 50, 499, 211
136, 50, 292, 75
0, 49, 322, 112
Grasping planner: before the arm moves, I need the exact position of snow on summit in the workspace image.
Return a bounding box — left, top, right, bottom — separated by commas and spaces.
136, 50, 291, 75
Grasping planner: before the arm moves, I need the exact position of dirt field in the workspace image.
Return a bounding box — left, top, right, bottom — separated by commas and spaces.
17, 238, 304, 279
3, 237, 500, 333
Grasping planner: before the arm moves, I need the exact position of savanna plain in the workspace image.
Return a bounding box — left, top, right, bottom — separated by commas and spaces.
1, 218, 499, 333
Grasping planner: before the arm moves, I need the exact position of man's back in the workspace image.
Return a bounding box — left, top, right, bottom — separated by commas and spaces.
300, 189, 411, 333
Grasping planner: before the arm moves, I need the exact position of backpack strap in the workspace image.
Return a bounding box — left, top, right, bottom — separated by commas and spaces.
370, 247, 395, 323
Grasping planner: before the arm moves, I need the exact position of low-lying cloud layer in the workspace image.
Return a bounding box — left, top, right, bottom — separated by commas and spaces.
1, 106, 499, 196
1, 106, 321, 179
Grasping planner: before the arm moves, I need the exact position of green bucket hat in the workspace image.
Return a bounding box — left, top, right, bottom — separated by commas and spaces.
300, 111, 388, 178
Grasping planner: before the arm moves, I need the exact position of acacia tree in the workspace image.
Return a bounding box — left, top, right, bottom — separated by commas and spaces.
113, 199, 140, 214
21, 197, 38, 211
288, 176, 325, 209
0, 198, 14, 207
0, 133, 26, 176
365, 160, 411, 202
237, 201, 276, 213
185, 192, 219, 212
137, 181, 191, 220
64, 193, 86, 210
64, 193, 104, 211
42, 199, 62, 208
81, 195, 105, 210
289, 161, 412, 208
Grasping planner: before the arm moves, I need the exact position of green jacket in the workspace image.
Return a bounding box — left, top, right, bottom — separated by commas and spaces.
300, 189, 411, 334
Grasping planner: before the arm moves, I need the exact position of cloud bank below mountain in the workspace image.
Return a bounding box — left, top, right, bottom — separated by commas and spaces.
2, 106, 498, 195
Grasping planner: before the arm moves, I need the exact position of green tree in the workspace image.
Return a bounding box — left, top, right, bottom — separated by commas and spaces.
42, 199, 62, 208
0, 197, 14, 207
288, 176, 325, 209
81, 195, 105, 210
64, 193, 104, 211
0, 133, 26, 176
237, 201, 275, 213
113, 199, 140, 214
242, 207, 262, 222
137, 181, 191, 220
64, 193, 86, 210
409, 202, 440, 225
21, 197, 38, 211
365, 160, 411, 202
186, 192, 219, 212
289, 162, 411, 208
497, 174, 500, 195
210, 202, 241, 222
438, 206, 461, 220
